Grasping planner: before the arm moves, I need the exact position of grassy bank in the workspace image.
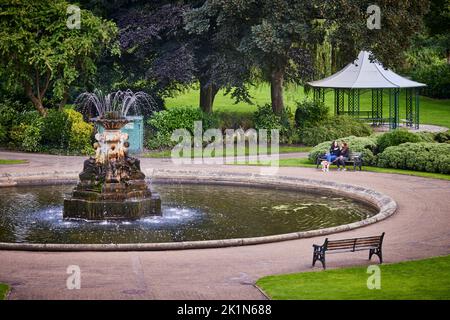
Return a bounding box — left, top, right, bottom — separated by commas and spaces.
166, 85, 450, 128
257, 255, 450, 300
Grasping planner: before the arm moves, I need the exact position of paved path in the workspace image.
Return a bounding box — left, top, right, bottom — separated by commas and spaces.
0, 151, 449, 299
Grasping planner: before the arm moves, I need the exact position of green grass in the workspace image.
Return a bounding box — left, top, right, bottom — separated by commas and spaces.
0, 283, 9, 300
165, 84, 450, 128
257, 255, 450, 300
235, 157, 450, 181
0, 159, 28, 165
143, 145, 311, 158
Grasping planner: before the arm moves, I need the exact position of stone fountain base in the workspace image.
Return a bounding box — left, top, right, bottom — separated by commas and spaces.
64, 180, 161, 220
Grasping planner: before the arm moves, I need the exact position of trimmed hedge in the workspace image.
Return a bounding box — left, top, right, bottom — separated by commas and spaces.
376, 128, 422, 153
308, 135, 378, 165
377, 142, 450, 174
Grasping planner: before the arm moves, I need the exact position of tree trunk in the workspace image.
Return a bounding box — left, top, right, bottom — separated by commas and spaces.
270, 69, 285, 115
199, 81, 218, 113
24, 82, 47, 116
447, 48, 450, 65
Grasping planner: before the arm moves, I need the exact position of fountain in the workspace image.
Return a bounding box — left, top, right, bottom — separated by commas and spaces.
63, 90, 161, 220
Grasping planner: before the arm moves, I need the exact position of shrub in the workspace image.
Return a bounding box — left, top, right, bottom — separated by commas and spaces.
146, 107, 220, 149
294, 100, 328, 128
0, 124, 7, 143
376, 129, 421, 153
0, 103, 19, 128
309, 135, 378, 165
8, 116, 43, 152
434, 130, 450, 143
215, 111, 254, 131
377, 142, 450, 174
41, 109, 71, 148
22, 123, 42, 152
253, 104, 293, 143
415, 131, 436, 143
64, 109, 94, 154
9, 123, 28, 147
299, 115, 372, 146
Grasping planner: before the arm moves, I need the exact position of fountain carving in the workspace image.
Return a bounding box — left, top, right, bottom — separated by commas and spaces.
63, 90, 161, 220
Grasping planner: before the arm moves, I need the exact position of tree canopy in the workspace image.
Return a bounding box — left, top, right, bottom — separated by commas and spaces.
0, 0, 118, 115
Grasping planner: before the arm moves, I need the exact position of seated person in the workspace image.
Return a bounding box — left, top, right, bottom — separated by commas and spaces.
337, 142, 350, 171
324, 140, 340, 171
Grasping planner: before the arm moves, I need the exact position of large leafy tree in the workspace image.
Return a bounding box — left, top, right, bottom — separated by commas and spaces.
189, 0, 324, 115
0, 0, 118, 115
191, 0, 430, 115
325, 0, 430, 69
114, 0, 253, 113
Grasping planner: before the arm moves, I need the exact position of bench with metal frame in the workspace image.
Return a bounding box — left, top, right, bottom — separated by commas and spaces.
316, 152, 363, 171
312, 233, 385, 269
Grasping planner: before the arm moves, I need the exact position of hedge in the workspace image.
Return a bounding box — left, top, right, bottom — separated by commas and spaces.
377, 142, 450, 174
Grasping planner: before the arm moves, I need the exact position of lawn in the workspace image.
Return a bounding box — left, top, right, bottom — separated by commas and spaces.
165, 84, 450, 128
235, 157, 450, 181
257, 255, 450, 300
0, 159, 28, 165
143, 145, 311, 158
0, 283, 9, 300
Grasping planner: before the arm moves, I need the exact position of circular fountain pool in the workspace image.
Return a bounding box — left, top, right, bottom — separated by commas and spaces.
0, 182, 378, 244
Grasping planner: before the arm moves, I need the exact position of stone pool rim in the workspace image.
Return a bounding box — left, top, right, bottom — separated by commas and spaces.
0, 169, 397, 251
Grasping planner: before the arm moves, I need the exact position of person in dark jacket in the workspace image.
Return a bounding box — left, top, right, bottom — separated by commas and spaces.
324, 141, 340, 171
337, 142, 350, 171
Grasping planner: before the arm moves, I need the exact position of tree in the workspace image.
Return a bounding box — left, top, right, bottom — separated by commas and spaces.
191, 0, 430, 115
324, 0, 430, 69
424, 0, 450, 63
0, 0, 118, 115
188, 0, 323, 115
115, 0, 253, 113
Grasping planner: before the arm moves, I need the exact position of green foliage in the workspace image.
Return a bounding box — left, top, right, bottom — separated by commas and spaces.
0, 124, 7, 143
0, 101, 20, 128
376, 129, 422, 153
64, 109, 94, 155
377, 142, 450, 174
299, 116, 372, 146
308, 136, 378, 165
294, 100, 329, 128
41, 110, 71, 148
214, 112, 254, 131
146, 107, 219, 149
414, 131, 436, 143
434, 130, 450, 143
253, 104, 293, 143
0, 0, 119, 113
22, 123, 42, 152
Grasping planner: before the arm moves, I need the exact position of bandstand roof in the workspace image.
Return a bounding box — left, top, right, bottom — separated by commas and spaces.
308, 51, 426, 89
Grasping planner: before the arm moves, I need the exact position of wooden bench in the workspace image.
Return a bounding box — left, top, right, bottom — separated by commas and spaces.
312, 233, 385, 269
315, 152, 363, 171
